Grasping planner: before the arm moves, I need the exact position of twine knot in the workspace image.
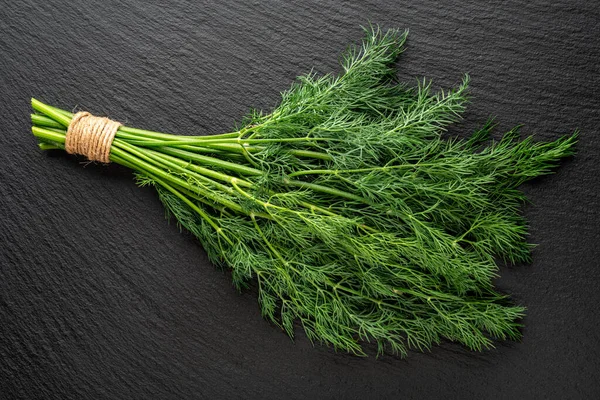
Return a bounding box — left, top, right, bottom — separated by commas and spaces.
65, 111, 121, 163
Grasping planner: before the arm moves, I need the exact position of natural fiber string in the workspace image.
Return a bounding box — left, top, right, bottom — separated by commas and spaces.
65, 111, 121, 163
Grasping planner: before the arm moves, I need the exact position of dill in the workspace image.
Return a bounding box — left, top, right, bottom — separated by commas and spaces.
30, 26, 577, 356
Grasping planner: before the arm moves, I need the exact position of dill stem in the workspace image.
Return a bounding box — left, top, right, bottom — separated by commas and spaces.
31, 99, 71, 127
31, 126, 66, 144
136, 146, 263, 176
116, 140, 254, 188
284, 179, 367, 203
124, 137, 334, 146
286, 164, 433, 178
122, 126, 240, 141
287, 149, 333, 160
31, 114, 63, 129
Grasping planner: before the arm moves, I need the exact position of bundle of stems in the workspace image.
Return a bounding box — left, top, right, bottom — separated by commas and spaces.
30, 27, 576, 356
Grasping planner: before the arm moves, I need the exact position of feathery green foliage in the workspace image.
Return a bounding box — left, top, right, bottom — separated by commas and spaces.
30, 26, 576, 356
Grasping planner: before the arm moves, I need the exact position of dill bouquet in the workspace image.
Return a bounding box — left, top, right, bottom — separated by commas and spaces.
30, 27, 576, 356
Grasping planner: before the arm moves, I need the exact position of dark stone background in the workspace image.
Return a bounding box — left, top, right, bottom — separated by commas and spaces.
1, 1, 599, 398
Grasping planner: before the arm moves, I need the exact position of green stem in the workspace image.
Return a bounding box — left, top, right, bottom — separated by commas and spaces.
32, 126, 66, 144
287, 149, 333, 161
287, 164, 432, 178
38, 142, 62, 151
31, 98, 71, 127
115, 140, 255, 188
120, 126, 240, 141
284, 179, 367, 203
150, 146, 263, 176
124, 137, 335, 146
31, 114, 64, 129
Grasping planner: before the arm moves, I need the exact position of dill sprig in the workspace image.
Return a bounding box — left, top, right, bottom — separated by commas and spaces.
30, 26, 577, 356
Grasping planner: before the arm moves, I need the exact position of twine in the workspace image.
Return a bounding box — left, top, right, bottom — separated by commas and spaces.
65, 111, 121, 163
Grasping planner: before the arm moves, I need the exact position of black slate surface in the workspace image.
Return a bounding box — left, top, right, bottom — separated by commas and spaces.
1, 1, 599, 398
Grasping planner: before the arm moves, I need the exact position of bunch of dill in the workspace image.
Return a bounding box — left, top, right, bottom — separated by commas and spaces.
30, 27, 576, 356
